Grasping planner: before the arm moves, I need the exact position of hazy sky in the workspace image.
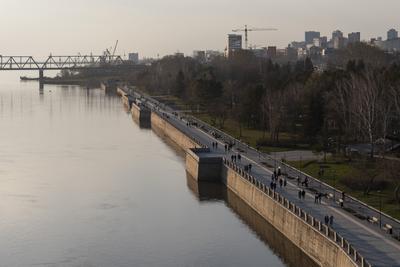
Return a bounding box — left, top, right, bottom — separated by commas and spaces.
0, 0, 399, 58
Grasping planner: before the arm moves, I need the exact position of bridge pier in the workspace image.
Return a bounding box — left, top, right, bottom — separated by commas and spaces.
39, 69, 44, 90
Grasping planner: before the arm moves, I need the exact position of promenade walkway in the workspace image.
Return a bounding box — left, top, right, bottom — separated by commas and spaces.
136, 91, 400, 267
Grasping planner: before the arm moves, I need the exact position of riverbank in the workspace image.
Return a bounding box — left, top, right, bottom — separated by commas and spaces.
121, 87, 400, 267
139, 91, 400, 221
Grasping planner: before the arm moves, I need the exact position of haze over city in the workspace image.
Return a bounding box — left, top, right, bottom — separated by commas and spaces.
1, 0, 400, 267
1, 0, 399, 58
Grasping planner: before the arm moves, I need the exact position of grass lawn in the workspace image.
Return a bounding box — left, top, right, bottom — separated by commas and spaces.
289, 158, 400, 220
143, 91, 400, 219
144, 94, 307, 153
194, 113, 306, 153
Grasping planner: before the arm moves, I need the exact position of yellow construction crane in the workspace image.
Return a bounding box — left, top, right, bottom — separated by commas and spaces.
232, 25, 278, 49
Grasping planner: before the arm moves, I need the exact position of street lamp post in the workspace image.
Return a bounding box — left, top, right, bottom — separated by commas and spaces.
378, 190, 382, 229
333, 169, 336, 202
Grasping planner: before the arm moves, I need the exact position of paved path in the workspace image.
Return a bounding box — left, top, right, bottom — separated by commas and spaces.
136, 92, 400, 267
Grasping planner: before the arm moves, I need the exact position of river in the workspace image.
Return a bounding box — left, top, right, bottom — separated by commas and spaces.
0, 73, 315, 267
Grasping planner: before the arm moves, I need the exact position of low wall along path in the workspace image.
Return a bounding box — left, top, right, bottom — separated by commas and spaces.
117, 86, 400, 267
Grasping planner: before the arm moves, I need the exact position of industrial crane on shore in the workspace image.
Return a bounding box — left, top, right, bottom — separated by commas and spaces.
232, 25, 278, 49
103, 40, 119, 62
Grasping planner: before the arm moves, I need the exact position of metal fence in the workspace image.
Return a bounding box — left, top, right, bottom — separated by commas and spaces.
131, 86, 399, 239
186, 114, 400, 239
223, 158, 372, 267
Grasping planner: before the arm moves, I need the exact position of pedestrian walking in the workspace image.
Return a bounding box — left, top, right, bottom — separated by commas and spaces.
279, 179, 283, 188
249, 164, 252, 172
283, 179, 287, 187
318, 193, 322, 204
301, 190, 306, 199
296, 176, 300, 186
298, 190, 302, 199
278, 167, 281, 176
329, 215, 334, 226
324, 215, 329, 225
238, 154, 241, 162
315, 193, 318, 204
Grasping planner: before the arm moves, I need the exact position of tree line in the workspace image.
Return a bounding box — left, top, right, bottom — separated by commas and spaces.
136, 46, 400, 156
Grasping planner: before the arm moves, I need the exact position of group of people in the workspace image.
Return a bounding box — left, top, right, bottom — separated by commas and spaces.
224, 143, 234, 152
269, 167, 288, 191
298, 189, 306, 199
273, 167, 282, 178
230, 153, 241, 162
211, 142, 218, 149
314, 192, 324, 204
296, 176, 309, 188
244, 163, 252, 172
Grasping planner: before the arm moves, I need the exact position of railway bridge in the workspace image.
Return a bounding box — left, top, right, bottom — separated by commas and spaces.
0, 54, 144, 88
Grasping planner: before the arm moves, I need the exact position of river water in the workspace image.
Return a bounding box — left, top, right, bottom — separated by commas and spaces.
0, 73, 314, 267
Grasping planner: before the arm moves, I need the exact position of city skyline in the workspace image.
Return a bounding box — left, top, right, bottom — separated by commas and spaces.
0, 0, 399, 58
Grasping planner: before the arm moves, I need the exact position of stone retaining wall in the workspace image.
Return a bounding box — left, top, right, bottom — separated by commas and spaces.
221, 165, 357, 267
131, 107, 363, 267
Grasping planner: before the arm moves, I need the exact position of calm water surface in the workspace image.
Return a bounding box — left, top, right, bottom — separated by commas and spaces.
0, 73, 299, 267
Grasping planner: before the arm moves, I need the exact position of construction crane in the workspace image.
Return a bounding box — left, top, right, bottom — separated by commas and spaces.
102, 40, 119, 63
232, 25, 277, 49
112, 40, 119, 57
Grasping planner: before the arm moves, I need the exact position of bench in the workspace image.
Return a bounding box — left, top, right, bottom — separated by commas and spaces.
338, 198, 344, 207
368, 216, 379, 224
383, 224, 393, 234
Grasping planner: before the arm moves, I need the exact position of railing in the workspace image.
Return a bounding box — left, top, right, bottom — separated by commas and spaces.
222, 158, 372, 267
150, 105, 207, 149
186, 114, 400, 238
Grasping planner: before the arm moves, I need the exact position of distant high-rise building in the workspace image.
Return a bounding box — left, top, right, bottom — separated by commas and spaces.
332, 30, 343, 40
228, 34, 242, 56
128, 53, 139, 64
305, 31, 320, 44
387, 29, 398, 40
348, 32, 361, 44
320, 36, 328, 48
333, 36, 346, 49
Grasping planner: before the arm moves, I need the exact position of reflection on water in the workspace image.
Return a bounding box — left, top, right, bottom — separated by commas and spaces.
0, 78, 288, 267
186, 174, 318, 267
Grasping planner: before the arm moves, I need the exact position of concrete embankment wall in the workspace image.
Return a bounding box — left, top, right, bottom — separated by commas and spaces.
117, 87, 126, 97
186, 148, 222, 182
150, 112, 201, 151
129, 105, 359, 267
131, 103, 150, 122
221, 166, 357, 267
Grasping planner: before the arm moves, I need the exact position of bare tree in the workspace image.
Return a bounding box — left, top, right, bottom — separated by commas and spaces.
348, 69, 383, 157
333, 79, 354, 144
